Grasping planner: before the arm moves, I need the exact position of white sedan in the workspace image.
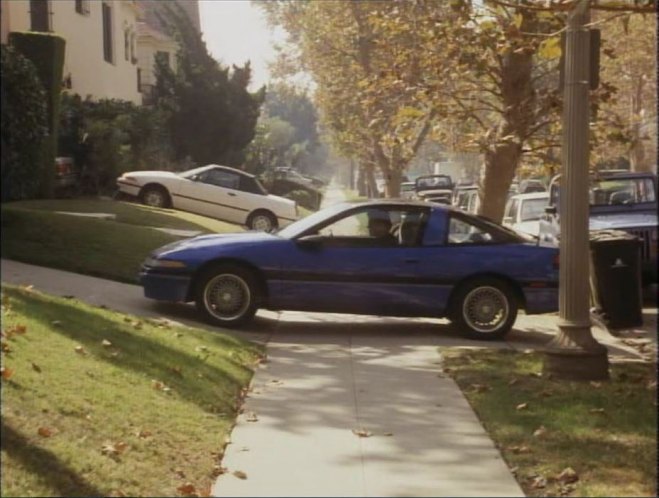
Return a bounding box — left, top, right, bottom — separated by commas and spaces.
116, 164, 298, 232
503, 192, 550, 237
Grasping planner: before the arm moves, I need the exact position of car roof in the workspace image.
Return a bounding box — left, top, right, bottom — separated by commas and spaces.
508, 192, 549, 200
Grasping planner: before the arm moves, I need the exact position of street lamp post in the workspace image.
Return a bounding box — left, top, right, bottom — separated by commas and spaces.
543, 0, 609, 381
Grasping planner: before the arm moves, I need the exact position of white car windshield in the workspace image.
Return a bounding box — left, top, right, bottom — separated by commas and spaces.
520, 198, 549, 221
590, 177, 656, 206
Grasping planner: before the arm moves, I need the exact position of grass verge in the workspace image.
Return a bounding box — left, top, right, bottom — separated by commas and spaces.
441, 348, 657, 497
0, 199, 244, 283
1, 284, 263, 497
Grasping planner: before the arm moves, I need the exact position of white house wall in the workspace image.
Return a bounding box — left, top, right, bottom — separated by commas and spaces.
2, 0, 141, 104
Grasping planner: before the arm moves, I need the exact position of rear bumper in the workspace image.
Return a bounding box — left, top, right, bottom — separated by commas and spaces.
140, 270, 192, 302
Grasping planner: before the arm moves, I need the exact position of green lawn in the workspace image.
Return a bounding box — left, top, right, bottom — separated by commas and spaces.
1, 284, 263, 497
441, 348, 657, 497
1, 199, 244, 283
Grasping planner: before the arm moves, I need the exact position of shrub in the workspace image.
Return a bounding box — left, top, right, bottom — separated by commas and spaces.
9, 32, 66, 198
0, 45, 48, 202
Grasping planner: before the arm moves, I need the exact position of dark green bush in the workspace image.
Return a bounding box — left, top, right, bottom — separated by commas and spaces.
0, 45, 48, 202
9, 32, 66, 198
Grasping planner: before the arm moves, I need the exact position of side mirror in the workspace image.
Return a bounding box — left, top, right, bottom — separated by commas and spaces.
295, 234, 324, 250
545, 205, 557, 215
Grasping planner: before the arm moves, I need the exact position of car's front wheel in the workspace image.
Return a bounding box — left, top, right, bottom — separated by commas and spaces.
451, 278, 518, 340
140, 185, 170, 208
247, 210, 277, 232
195, 265, 259, 327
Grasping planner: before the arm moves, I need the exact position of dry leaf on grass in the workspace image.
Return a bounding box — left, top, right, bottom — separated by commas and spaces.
1, 367, 13, 380
508, 445, 531, 454
101, 339, 112, 347
590, 381, 602, 388
211, 465, 227, 477
557, 467, 579, 484
152, 380, 171, 392
1, 341, 11, 353
51, 320, 62, 327
38, 427, 54, 437
74, 346, 87, 355
533, 426, 547, 437
469, 383, 490, 393
101, 441, 128, 458
508, 378, 519, 386
176, 483, 196, 496
136, 430, 152, 439
233, 471, 248, 480
589, 408, 606, 414
531, 476, 547, 489
516, 403, 529, 411
170, 366, 183, 377
352, 428, 373, 438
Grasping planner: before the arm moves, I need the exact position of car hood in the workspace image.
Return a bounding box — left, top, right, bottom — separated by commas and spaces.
153, 231, 280, 256
589, 212, 657, 230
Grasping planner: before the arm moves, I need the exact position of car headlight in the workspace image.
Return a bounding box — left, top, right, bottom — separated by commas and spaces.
144, 257, 187, 269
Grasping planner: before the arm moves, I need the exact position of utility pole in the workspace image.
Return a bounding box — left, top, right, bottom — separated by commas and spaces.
543, 0, 609, 381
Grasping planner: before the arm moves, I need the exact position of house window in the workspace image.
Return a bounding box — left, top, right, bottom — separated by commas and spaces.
102, 2, 113, 63
30, 0, 51, 32
124, 28, 130, 61
75, 0, 89, 15
156, 51, 171, 70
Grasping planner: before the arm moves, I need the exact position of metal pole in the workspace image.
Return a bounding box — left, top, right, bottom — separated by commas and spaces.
543, 0, 609, 381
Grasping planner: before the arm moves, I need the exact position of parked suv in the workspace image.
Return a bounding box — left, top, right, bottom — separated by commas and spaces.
540, 171, 658, 283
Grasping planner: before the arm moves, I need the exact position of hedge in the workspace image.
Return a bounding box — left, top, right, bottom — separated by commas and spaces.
0, 45, 48, 202
9, 31, 66, 198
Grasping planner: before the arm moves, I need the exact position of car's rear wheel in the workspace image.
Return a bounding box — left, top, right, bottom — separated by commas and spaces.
451, 278, 518, 340
247, 210, 277, 232
195, 265, 259, 327
141, 185, 170, 208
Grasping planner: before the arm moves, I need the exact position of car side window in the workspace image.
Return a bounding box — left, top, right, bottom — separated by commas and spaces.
447, 216, 494, 244
506, 199, 518, 221
239, 175, 262, 195
202, 169, 241, 189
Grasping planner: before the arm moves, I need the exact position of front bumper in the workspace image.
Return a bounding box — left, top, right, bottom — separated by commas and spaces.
140, 269, 192, 302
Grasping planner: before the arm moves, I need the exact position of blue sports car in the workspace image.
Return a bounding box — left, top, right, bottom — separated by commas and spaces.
140, 200, 559, 340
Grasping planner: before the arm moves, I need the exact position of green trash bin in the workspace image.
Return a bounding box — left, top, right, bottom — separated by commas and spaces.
589, 229, 643, 330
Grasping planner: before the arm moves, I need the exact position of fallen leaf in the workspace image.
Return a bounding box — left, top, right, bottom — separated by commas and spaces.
557, 466, 579, 484
508, 378, 519, 386
38, 427, 53, 437
23, 285, 34, 292
589, 408, 606, 414
533, 425, 547, 437
469, 383, 490, 393
169, 366, 183, 377
136, 430, 152, 439
51, 320, 62, 327
531, 476, 547, 489
151, 380, 171, 392
647, 380, 657, 390
508, 445, 531, 454
516, 402, 529, 411
1, 367, 14, 380
74, 346, 87, 355
176, 483, 196, 496
383, 432, 394, 437
211, 465, 227, 477
352, 428, 373, 438
590, 381, 602, 388
233, 471, 247, 480
173, 468, 186, 478
246, 412, 259, 422
114, 441, 128, 453
31, 362, 42, 373
540, 390, 554, 398
101, 339, 112, 347
14, 325, 27, 335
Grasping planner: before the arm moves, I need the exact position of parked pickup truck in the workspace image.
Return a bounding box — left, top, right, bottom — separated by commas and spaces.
539, 171, 658, 284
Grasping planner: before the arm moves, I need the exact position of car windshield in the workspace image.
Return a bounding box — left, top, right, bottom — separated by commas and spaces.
416, 176, 451, 190
520, 197, 548, 221
401, 183, 415, 192
589, 177, 656, 206
277, 203, 352, 239
550, 176, 657, 207
178, 165, 213, 178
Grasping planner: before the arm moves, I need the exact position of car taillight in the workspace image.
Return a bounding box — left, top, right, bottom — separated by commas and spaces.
553, 253, 560, 269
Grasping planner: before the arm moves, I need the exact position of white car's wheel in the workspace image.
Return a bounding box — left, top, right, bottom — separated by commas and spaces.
248, 211, 277, 232
140, 186, 170, 208
451, 278, 518, 340
195, 265, 259, 327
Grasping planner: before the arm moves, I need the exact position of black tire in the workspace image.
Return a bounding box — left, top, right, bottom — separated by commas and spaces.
247, 210, 277, 232
195, 264, 259, 327
140, 185, 170, 208
450, 278, 518, 340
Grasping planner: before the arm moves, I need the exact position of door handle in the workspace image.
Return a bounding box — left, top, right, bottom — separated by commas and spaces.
404, 258, 419, 264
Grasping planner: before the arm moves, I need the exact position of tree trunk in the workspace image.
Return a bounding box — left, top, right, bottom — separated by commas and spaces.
478, 142, 521, 222
357, 165, 367, 196
365, 164, 378, 198
629, 77, 649, 172
385, 167, 402, 197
